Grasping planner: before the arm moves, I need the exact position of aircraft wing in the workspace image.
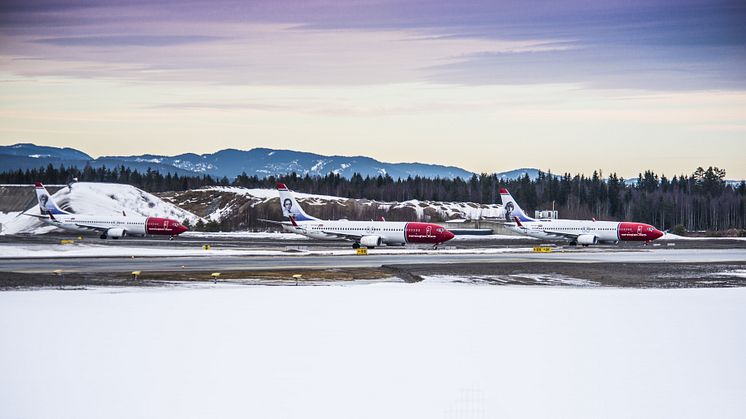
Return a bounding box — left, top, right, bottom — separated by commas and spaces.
538, 229, 581, 240
21, 213, 50, 219
73, 223, 110, 232
317, 229, 363, 240
512, 217, 582, 240
257, 218, 292, 226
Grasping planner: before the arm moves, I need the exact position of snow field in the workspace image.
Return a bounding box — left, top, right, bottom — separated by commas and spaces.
1, 284, 744, 419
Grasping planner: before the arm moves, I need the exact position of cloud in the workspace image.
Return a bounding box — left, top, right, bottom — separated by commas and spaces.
0, 0, 744, 90
32, 35, 225, 47
147, 102, 287, 111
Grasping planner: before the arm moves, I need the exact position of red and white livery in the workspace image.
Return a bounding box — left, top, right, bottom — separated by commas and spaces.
500, 188, 663, 246
25, 182, 188, 239
263, 183, 454, 249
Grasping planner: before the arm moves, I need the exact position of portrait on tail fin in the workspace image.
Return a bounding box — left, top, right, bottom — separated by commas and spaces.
38, 194, 50, 214
504, 201, 514, 222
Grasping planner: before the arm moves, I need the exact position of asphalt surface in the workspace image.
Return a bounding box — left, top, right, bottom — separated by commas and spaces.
2, 233, 746, 289
2, 248, 745, 273
3, 232, 746, 250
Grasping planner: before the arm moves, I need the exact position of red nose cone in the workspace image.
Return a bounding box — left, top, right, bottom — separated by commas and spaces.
177, 224, 189, 235
652, 228, 664, 240
443, 229, 455, 242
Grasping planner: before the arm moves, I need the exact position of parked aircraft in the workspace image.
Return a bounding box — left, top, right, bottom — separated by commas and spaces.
263, 183, 454, 248
24, 182, 188, 239
500, 188, 663, 245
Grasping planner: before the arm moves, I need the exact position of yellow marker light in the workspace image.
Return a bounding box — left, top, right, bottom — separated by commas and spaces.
60, 239, 75, 245
533, 246, 553, 253
131, 271, 141, 279
356, 248, 368, 255
292, 274, 303, 279
211, 273, 221, 278
52, 269, 63, 275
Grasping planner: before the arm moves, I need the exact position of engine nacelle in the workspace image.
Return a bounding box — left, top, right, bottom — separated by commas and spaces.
107, 228, 126, 239
577, 234, 597, 246
360, 235, 382, 248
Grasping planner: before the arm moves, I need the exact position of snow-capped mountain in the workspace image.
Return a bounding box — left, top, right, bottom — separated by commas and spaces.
104, 147, 476, 180
495, 168, 545, 181
0, 143, 543, 181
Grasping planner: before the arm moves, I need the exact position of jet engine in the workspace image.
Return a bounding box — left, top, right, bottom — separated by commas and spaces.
360, 235, 382, 248
107, 228, 126, 239
577, 234, 597, 246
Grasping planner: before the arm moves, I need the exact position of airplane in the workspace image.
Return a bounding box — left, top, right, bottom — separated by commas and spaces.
23, 182, 189, 239
499, 188, 663, 246
262, 183, 455, 248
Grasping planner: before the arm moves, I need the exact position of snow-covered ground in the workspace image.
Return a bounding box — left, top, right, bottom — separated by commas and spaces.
0, 243, 530, 258
663, 232, 746, 241
0, 182, 201, 235
1, 284, 744, 419
182, 231, 309, 240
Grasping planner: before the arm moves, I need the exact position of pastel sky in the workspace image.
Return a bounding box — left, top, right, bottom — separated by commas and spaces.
1, 0, 745, 178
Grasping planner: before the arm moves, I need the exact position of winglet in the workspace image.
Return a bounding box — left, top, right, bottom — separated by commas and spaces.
379, 216, 386, 222
288, 215, 298, 227
513, 216, 523, 227
35, 181, 43, 188
277, 183, 288, 191
499, 188, 509, 195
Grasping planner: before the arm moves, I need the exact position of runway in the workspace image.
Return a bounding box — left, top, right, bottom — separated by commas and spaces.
2, 248, 746, 274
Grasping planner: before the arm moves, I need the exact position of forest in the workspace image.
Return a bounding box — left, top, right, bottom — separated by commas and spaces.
1, 164, 745, 233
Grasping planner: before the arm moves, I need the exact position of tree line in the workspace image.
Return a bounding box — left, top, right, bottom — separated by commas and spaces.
2, 164, 745, 232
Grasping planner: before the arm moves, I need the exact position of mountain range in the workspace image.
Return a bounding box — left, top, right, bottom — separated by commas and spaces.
0, 143, 543, 181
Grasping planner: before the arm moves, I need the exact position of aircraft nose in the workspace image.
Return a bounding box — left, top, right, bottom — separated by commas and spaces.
443, 229, 455, 242
652, 228, 664, 239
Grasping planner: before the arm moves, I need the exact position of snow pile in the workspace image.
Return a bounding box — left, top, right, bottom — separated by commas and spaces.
394, 199, 504, 220
175, 186, 504, 223
0, 182, 201, 235
663, 232, 746, 241
424, 273, 599, 286
0, 285, 744, 419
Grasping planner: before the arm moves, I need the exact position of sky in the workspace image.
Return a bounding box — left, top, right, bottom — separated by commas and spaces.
0, 0, 745, 178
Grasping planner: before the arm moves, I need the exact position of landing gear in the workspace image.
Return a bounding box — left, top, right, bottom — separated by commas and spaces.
100, 234, 107, 240
169, 235, 175, 241
352, 242, 360, 249
569, 240, 577, 246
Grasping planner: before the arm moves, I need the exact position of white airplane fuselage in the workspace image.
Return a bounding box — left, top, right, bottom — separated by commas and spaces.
39, 214, 187, 238
41, 214, 147, 236
506, 219, 661, 244
282, 220, 452, 245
